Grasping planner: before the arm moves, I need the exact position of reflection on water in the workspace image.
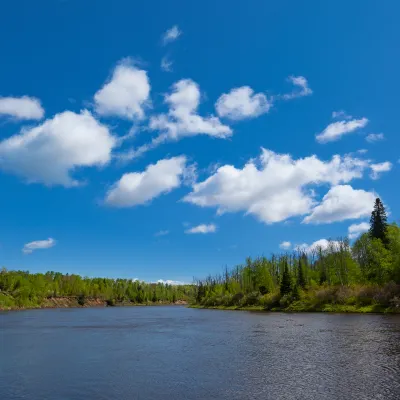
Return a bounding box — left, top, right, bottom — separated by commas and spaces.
1, 307, 399, 400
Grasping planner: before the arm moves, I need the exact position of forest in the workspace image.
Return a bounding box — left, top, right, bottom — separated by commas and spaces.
1, 198, 399, 312
193, 199, 400, 313
0, 271, 194, 310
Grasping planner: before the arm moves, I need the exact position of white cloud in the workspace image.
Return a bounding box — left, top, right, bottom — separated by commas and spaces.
357, 149, 368, 154
295, 239, 341, 254
184, 148, 371, 224
0, 110, 116, 186
366, 133, 384, 143
162, 25, 182, 45
0, 96, 44, 120
161, 56, 173, 72
332, 110, 352, 120
370, 161, 392, 180
185, 223, 217, 234
156, 279, 186, 285
149, 79, 231, 140
303, 185, 376, 224
316, 118, 368, 143
348, 222, 369, 239
22, 238, 56, 254
215, 86, 272, 120
282, 76, 313, 100
105, 156, 188, 207
94, 59, 150, 120
155, 230, 169, 237
279, 241, 292, 250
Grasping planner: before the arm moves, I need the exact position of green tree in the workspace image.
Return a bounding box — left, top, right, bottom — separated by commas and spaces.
370, 198, 388, 245
280, 261, 292, 295
297, 258, 306, 289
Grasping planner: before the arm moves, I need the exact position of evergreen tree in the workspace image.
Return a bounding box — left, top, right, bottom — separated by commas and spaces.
280, 261, 292, 295
297, 258, 306, 289
369, 198, 389, 245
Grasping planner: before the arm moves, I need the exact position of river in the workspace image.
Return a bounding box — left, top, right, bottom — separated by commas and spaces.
1, 307, 399, 399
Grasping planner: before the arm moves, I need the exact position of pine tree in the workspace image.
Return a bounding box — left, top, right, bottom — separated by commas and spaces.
280, 261, 292, 295
297, 259, 306, 289
369, 198, 389, 245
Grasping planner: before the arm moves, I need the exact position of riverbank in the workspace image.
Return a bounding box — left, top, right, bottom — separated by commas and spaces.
0, 294, 188, 311
189, 303, 400, 314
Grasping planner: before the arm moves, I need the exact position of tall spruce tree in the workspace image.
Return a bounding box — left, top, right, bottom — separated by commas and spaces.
297, 258, 306, 289
369, 198, 389, 245
280, 261, 292, 295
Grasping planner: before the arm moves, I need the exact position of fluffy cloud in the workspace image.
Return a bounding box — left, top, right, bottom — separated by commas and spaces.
316, 118, 368, 143
94, 59, 150, 120
105, 156, 187, 207
366, 133, 384, 143
185, 223, 217, 234
370, 161, 392, 180
162, 25, 182, 45
161, 56, 173, 72
348, 222, 370, 239
0, 110, 116, 186
282, 76, 312, 100
303, 185, 376, 224
295, 239, 341, 254
149, 79, 231, 140
0, 96, 44, 120
22, 238, 56, 254
184, 148, 371, 224
279, 241, 292, 250
215, 86, 272, 120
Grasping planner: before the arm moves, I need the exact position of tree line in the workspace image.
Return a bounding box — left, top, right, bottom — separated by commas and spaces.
0, 270, 194, 309
193, 198, 400, 312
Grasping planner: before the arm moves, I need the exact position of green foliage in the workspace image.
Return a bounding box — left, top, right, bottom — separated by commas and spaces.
280, 261, 292, 295
0, 269, 195, 310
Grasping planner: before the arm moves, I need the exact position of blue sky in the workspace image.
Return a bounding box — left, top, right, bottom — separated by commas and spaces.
0, 0, 399, 283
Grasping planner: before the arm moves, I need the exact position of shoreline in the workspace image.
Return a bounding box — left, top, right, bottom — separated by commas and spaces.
188, 304, 400, 314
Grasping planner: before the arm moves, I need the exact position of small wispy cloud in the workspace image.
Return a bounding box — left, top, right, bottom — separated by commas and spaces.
22, 238, 56, 254
316, 118, 368, 143
282, 76, 313, 100
332, 110, 352, 120
185, 223, 217, 234
370, 161, 392, 180
279, 241, 292, 250
161, 56, 173, 72
155, 230, 169, 237
366, 133, 385, 143
162, 25, 182, 45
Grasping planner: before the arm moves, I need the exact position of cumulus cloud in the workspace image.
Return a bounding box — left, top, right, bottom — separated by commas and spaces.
184, 148, 371, 224
370, 161, 392, 180
348, 222, 370, 240
162, 25, 182, 45
282, 76, 312, 100
185, 223, 217, 234
215, 86, 272, 120
105, 156, 188, 207
303, 185, 376, 224
161, 56, 173, 72
366, 133, 385, 143
0, 110, 116, 186
0, 96, 44, 120
279, 241, 292, 250
94, 59, 150, 120
149, 79, 231, 140
316, 118, 368, 143
22, 238, 56, 254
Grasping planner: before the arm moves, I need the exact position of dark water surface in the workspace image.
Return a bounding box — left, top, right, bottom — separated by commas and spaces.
1, 307, 399, 400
